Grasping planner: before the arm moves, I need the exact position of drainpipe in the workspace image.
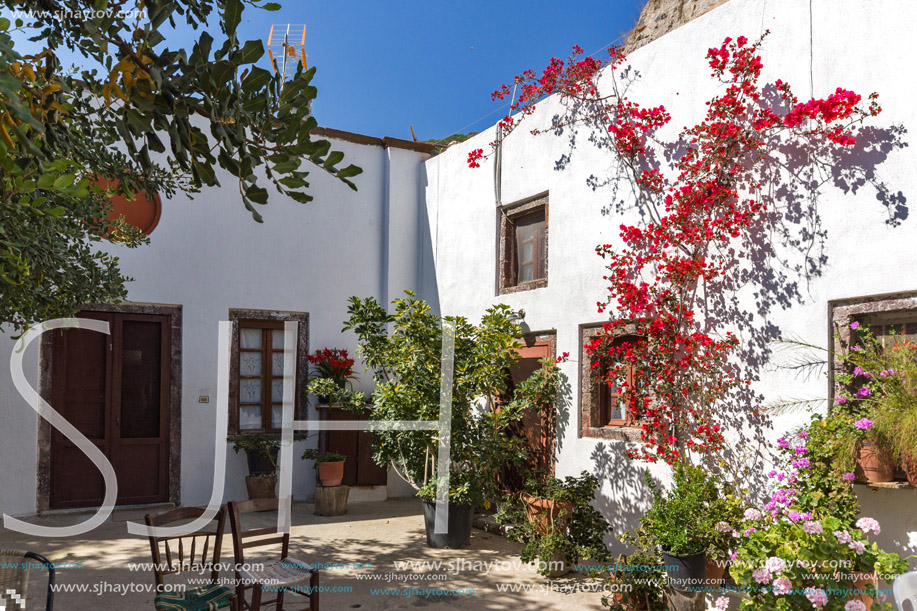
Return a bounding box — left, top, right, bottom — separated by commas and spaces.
381, 147, 391, 308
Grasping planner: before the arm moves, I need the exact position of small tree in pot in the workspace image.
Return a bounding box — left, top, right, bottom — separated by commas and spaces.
343, 292, 566, 549
230, 434, 280, 500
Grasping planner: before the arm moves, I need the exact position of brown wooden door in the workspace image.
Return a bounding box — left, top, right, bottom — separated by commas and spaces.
321, 408, 388, 487
51, 312, 170, 509
499, 340, 556, 492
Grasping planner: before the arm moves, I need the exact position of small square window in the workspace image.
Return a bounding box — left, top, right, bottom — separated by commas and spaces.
499, 195, 548, 294
579, 323, 644, 441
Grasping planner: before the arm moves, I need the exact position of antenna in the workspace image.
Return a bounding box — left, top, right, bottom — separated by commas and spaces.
267, 24, 307, 81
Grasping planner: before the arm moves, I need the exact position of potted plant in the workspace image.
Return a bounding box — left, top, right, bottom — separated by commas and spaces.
306, 377, 366, 412
602, 548, 667, 611
301, 448, 347, 487
343, 292, 566, 549
498, 472, 611, 578
640, 464, 732, 592
230, 434, 279, 500
307, 347, 356, 404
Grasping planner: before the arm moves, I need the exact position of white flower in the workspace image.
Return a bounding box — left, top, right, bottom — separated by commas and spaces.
848, 540, 866, 555
715, 596, 729, 610
765, 556, 788, 573
845, 601, 867, 611
856, 517, 881, 535
834, 530, 852, 544
803, 521, 823, 535
753, 568, 772, 584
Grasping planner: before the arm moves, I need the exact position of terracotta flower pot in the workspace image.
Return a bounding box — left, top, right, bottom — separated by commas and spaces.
855, 442, 895, 483
853, 571, 877, 609
705, 557, 727, 586
522, 494, 573, 534
317, 460, 345, 487
902, 454, 917, 486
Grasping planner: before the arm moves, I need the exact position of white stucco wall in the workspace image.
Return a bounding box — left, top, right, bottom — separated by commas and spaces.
0, 134, 431, 517
423, 0, 917, 557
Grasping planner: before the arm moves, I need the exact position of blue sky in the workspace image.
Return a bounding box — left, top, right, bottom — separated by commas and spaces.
7, 0, 645, 140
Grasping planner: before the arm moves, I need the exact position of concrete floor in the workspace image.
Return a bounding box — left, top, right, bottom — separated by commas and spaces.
0, 499, 608, 610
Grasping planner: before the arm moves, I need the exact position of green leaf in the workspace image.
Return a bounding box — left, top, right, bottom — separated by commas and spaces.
223, 0, 243, 37
263, 2, 282, 10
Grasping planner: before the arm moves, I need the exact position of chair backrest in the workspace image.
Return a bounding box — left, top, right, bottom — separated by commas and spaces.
0, 549, 55, 611
144, 506, 227, 588
894, 571, 917, 611
227, 498, 290, 567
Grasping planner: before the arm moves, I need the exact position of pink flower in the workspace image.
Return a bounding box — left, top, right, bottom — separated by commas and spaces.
753, 568, 772, 584
843, 472, 856, 481
744, 508, 762, 521
854, 418, 874, 430
795, 445, 808, 455
716, 521, 733, 533
845, 600, 866, 611
850, 321, 860, 330
856, 517, 881, 535
803, 521, 823, 535
806, 587, 828, 609
834, 530, 852, 544
836, 395, 849, 404
856, 387, 871, 398
798, 430, 809, 439
848, 540, 866, 555
773, 576, 792, 596
765, 557, 787, 573
777, 437, 789, 448
787, 510, 802, 522
716, 596, 729, 610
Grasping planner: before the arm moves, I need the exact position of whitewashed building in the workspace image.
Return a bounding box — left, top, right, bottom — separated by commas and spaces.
1, 0, 916, 562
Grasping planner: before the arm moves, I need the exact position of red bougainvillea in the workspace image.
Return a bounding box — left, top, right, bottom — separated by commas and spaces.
474, 33, 881, 463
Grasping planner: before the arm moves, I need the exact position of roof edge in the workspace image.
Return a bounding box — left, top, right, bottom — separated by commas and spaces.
311, 127, 435, 154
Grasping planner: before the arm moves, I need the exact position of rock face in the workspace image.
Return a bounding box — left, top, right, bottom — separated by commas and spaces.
625, 0, 733, 51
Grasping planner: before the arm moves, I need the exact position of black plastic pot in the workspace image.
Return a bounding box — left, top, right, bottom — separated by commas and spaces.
246, 447, 279, 476
422, 500, 474, 549
662, 549, 706, 591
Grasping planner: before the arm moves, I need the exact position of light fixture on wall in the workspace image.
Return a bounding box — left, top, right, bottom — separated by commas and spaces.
508, 309, 526, 323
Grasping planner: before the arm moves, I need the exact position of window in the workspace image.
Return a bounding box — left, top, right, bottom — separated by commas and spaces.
499, 195, 548, 294
238, 321, 286, 432
228, 309, 309, 436
579, 323, 643, 441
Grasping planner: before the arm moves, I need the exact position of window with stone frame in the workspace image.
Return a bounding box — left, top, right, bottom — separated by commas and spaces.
499, 194, 548, 294
579, 322, 644, 441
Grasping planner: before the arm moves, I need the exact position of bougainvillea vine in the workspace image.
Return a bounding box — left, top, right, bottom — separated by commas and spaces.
473, 33, 881, 463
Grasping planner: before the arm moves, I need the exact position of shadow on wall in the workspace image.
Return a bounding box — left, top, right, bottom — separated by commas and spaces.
589, 442, 655, 553
547, 62, 909, 506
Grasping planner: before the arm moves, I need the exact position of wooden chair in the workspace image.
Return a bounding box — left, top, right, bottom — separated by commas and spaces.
227, 498, 319, 611
144, 506, 236, 611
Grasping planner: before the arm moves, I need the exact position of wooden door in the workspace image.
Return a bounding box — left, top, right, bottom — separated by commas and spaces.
499, 340, 556, 491
321, 408, 388, 487
50, 312, 170, 509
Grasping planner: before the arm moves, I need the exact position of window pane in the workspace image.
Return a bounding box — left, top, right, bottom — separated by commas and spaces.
271, 404, 283, 429
272, 352, 285, 377
271, 329, 285, 351
513, 209, 545, 283
240, 328, 262, 349
609, 397, 626, 422
271, 378, 284, 403
240, 405, 262, 430
240, 379, 262, 403
240, 351, 262, 376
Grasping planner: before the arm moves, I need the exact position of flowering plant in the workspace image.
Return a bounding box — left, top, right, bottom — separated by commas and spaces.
732, 512, 905, 610
475, 34, 881, 463
307, 347, 356, 383
833, 323, 917, 471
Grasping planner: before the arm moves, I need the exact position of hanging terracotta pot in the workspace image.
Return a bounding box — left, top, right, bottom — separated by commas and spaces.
855, 442, 895, 483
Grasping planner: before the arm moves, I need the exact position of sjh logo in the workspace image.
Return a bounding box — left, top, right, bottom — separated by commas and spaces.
0, 588, 26, 611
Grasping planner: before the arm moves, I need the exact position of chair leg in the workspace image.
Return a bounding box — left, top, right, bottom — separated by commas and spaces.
276, 589, 284, 611
251, 584, 262, 611
310, 570, 320, 611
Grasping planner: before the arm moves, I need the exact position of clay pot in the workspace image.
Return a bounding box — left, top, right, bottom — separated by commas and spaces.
853, 572, 877, 609
855, 442, 895, 483
244, 474, 278, 500
317, 460, 345, 487
902, 454, 917, 486
522, 494, 574, 534
541, 549, 571, 578
705, 557, 727, 586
